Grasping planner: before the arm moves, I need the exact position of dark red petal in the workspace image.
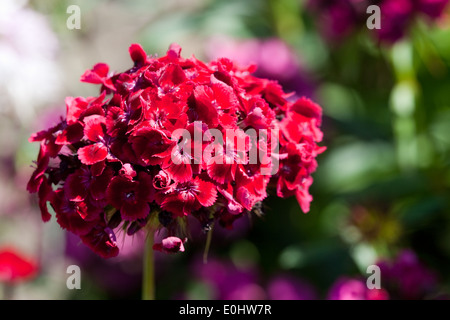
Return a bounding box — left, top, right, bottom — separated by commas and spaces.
91, 160, 106, 177
160, 193, 193, 217
26, 148, 49, 193
89, 167, 114, 201
121, 201, 150, 221
137, 171, 154, 202
64, 170, 88, 202
55, 122, 84, 145
80, 226, 119, 259
38, 177, 53, 222
78, 143, 108, 165
129, 43, 147, 66
106, 175, 134, 210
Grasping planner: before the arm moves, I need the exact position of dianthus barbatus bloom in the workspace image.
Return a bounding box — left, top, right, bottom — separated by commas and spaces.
27, 43, 325, 258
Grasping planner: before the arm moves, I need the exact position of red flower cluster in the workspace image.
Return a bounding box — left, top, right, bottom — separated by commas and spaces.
27, 43, 325, 258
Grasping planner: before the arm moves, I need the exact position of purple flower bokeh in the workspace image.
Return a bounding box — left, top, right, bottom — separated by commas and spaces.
306, 0, 449, 45
187, 256, 317, 300
206, 36, 316, 99
377, 249, 438, 300
267, 274, 317, 300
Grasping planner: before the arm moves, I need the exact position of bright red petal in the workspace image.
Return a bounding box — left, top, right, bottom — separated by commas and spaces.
83, 115, 106, 142
78, 143, 108, 165
195, 178, 217, 207
129, 43, 147, 66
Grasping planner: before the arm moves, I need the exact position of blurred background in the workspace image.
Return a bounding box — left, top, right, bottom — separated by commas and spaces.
1, 0, 450, 299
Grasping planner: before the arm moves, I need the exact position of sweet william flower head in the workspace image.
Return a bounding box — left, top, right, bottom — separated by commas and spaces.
27, 43, 325, 258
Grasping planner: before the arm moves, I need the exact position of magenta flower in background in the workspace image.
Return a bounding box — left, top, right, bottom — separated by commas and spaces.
188, 257, 318, 300
328, 249, 441, 300
306, 0, 363, 43
377, 249, 438, 300
306, 0, 449, 45
267, 274, 317, 300
191, 257, 265, 300
327, 276, 389, 300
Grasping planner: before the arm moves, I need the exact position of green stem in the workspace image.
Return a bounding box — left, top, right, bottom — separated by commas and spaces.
142, 229, 155, 300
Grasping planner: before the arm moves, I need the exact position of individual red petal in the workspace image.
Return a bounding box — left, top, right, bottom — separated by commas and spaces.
78, 143, 108, 165
106, 175, 134, 210
55, 122, 84, 145
195, 178, 217, 207
159, 63, 186, 89
290, 97, 322, 124
295, 177, 313, 214
217, 184, 244, 215
65, 96, 88, 125
159, 197, 184, 217
167, 43, 182, 60
189, 85, 219, 127
211, 81, 239, 111
129, 43, 148, 66
26, 147, 49, 193
130, 128, 175, 166
80, 226, 119, 259
51, 190, 96, 236
0, 247, 38, 284
89, 167, 114, 201
153, 236, 185, 254
164, 162, 193, 183
83, 115, 106, 142
91, 160, 106, 177
80, 63, 115, 91
29, 130, 48, 143
207, 161, 233, 184
80, 63, 108, 83
161, 190, 197, 217
64, 170, 88, 202
38, 177, 53, 222
236, 186, 256, 211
